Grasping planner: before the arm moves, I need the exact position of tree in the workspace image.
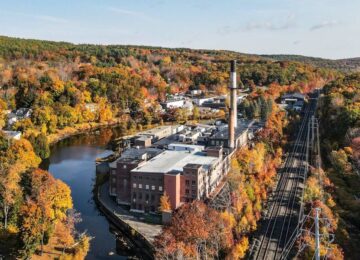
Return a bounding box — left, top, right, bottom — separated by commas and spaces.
159, 192, 171, 211
0, 139, 40, 229
0, 159, 21, 229
155, 201, 234, 259
28, 133, 50, 160
227, 237, 249, 259
19, 169, 73, 256
193, 106, 200, 121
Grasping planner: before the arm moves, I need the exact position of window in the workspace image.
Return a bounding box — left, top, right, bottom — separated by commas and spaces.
151, 185, 155, 190
192, 190, 196, 194
112, 170, 116, 175
159, 186, 163, 191
112, 178, 116, 184
139, 176, 143, 180
151, 194, 155, 201
186, 189, 189, 194
133, 183, 137, 188
185, 180, 190, 186
139, 184, 143, 189
146, 185, 149, 190
192, 180, 196, 185
133, 192, 137, 198
139, 193, 142, 199
145, 194, 149, 200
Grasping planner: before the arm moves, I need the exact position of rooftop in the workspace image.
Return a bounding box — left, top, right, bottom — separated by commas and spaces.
109, 147, 162, 168
131, 149, 219, 174
139, 125, 174, 136
211, 121, 252, 139
281, 93, 305, 100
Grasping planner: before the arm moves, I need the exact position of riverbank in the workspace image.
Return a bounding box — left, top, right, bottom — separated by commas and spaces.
47, 118, 123, 145
94, 181, 161, 259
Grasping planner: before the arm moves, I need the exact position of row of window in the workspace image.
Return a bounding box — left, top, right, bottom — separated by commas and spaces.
133, 183, 163, 191
133, 175, 162, 182
185, 180, 197, 186
133, 192, 156, 201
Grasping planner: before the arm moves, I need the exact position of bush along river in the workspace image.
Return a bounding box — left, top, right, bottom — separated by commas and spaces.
40, 127, 140, 259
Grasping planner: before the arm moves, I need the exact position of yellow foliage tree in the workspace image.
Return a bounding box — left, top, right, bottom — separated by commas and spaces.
227, 237, 249, 259
159, 192, 171, 212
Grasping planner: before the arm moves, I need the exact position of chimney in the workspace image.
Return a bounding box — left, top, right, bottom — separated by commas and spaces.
229, 60, 237, 149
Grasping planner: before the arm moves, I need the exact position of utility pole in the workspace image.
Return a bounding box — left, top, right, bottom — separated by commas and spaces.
314, 208, 321, 260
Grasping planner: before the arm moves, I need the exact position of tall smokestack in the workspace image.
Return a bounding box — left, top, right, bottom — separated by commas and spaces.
229, 60, 237, 149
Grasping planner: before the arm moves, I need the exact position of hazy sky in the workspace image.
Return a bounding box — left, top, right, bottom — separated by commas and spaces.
0, 0, 359, 59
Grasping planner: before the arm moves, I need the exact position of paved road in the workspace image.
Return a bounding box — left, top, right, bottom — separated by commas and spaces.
99, 182, 162, 242
252, 94, 318, 260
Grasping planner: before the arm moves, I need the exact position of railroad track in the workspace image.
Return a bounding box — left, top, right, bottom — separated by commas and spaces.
252, 94, 318, 260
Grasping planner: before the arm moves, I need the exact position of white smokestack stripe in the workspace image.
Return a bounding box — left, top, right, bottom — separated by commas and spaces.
230, 71, 237, 128
229, 60, 237, 149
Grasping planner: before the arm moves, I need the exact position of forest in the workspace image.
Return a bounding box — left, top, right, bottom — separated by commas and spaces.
318, 73, 360, 259
263, 54, 360, 73
0, 35, 348, 258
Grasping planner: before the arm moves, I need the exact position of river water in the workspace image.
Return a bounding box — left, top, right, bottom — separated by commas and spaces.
41, 127, 135, 259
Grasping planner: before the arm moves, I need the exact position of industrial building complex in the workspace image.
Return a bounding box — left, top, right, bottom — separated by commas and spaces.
109, 61, 259, 213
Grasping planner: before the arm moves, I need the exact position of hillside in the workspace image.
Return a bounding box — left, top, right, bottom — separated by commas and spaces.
0, 35, 341, 134
0, 35, 348, 258
262, 54, 360, 72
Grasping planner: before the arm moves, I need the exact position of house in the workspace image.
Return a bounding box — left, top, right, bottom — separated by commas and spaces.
190, 89, 202, 96
193, 97, 214, 106
7, 108, 32, 126
183, 100, 194, 112
281, 93, 306, 105
3, 130, 22, 140
161, 99, 185, 109
85, 103, 99, 113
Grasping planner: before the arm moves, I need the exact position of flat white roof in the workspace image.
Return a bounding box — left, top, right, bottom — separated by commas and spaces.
139, 125, 174, 136
168, 143, 204, 150
131, 150, 219, 174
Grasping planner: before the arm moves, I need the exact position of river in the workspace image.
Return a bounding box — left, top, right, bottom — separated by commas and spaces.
41, 127, 136, 259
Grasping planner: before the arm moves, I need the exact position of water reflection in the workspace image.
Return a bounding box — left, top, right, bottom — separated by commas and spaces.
41, 126, 136, 259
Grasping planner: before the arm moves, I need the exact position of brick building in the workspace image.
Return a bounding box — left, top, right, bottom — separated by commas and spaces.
109, 144, 227, 213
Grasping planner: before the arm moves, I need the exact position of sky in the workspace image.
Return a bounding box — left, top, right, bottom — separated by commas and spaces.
0, 0, 359, 59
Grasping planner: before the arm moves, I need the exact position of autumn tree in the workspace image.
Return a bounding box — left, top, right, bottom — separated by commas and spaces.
19, 169, 73, 257
159, 192, 171, 212
0, 139, 40, 229
155, 201, 234, 259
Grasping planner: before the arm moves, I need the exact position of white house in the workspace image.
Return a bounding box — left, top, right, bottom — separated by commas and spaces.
3, 130, 22, 140
193, 97, 214, 106
161, 99, 185, 109
7, 108, 32, 126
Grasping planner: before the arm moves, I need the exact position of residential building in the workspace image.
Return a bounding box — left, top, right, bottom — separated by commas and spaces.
2, 130, 22, 140
7, 108, 32, 126
280, 93, 306, 105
